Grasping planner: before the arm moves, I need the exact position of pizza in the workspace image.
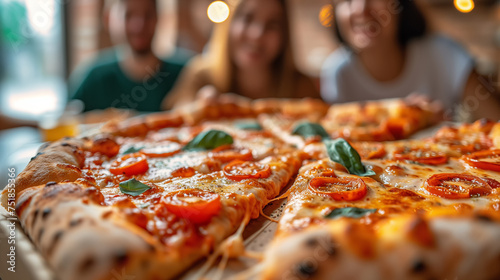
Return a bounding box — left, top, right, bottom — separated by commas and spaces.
259, 120, 500, 280
1, 96, 499, 280
1, 119, 302, 280
259, 98, 441, 146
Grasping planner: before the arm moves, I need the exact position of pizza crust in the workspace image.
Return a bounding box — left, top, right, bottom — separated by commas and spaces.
15, 182, 205, 280
261, 216, 500, 280
1, 138, 86, 210
2, 98, 497, 279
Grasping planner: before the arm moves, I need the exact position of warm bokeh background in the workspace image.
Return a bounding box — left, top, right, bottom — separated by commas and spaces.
1, 0, 500, 126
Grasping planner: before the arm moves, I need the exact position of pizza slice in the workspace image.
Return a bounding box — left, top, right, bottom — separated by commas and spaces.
259, 98, 442, 149
320, 98, 441, 141
258, 134, 500, 279
4, 121, 302, 280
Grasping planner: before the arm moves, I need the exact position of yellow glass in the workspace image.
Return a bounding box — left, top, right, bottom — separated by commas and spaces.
40, 115, 80, 142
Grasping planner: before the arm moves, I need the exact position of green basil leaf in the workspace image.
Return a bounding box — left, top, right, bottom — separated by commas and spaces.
324, 138, 375, 176
234, 121, 262, 131
183, 129, 233, 151
122, 146, 143, 154
291, 122, 329, 139
325, 207, 377, 219
119, 178, 151, 196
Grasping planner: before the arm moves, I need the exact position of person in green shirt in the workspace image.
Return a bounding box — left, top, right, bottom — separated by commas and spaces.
70, 0, 187, 112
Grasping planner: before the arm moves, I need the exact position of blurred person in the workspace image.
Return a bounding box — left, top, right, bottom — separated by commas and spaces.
70, 0, 185, 112
321, 0, 500, 121
162, 0, 319, 109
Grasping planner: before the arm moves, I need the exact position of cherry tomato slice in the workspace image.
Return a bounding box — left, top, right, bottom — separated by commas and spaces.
424, 173, 492, 199
308, 177, 368, 201
461, 149, 500, 172
110, 153, 149, 176
171, 167, 196, 178
352, 142, 386, 159
393, 147, 448, 165
223, 160, 272, 181
141, 142, 181, 158
482, 177, 500, 189
161, 189, 221, 224
209, 145, 253, 163
90, 137, 120, 157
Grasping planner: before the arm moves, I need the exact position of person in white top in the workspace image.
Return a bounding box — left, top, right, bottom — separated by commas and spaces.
321, 0, 500, 121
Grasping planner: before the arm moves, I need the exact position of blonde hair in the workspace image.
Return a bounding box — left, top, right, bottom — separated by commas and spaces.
206, 0, 299, 98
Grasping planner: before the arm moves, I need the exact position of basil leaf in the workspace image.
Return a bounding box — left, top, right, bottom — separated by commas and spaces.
119, 178, 151, 196
183, 129, 234, 151
122, 146, 143, 154
291, 122, 329, 139
235, 121, 262, 131
325, 207, 377, 219
324, 138, 375, 176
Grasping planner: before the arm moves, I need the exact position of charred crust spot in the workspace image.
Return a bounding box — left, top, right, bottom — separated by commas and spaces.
114, 249, 129, 266
34, 209, 40, 219
141, 259, 150, 269
45, 181, 57, 187
69, 218, 83, 227
42, 208, 51, 219
52, 230, 63, 245
61, 142, 71, 147
305, 237, 318, 248
30, 152, 44, 162
475, 214, 493, 222
304, 235, 337, 256
38, 228, 44, 243
31, 214, 37, 229
147, 243, 156, 252
295, 260, 318, 278
38, 142, 51, 151
324, 241, 337, 256
78, 256, 95, 273
47, 230, 64, 256
15, 196, 33, 216
411, 259, 426, 273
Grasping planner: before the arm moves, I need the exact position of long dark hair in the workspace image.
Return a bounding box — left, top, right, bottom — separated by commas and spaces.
334, 0, 427, 48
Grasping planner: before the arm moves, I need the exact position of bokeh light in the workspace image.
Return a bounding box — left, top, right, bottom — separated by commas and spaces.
207, 1, 230, 23
319, 4, 334, 27
454, 0, 474, 13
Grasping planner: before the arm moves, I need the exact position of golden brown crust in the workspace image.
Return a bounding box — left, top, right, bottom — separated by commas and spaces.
15, 182, 201, 280
7, 121, 305, 279
1, 138, 86, 209
251, 98, 329, 120
261, 216, 500, 280
321, 99, 441, 141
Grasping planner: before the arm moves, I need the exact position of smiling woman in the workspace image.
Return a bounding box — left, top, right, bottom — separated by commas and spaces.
162, 0, 319, 109
321, 0, 500, 121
